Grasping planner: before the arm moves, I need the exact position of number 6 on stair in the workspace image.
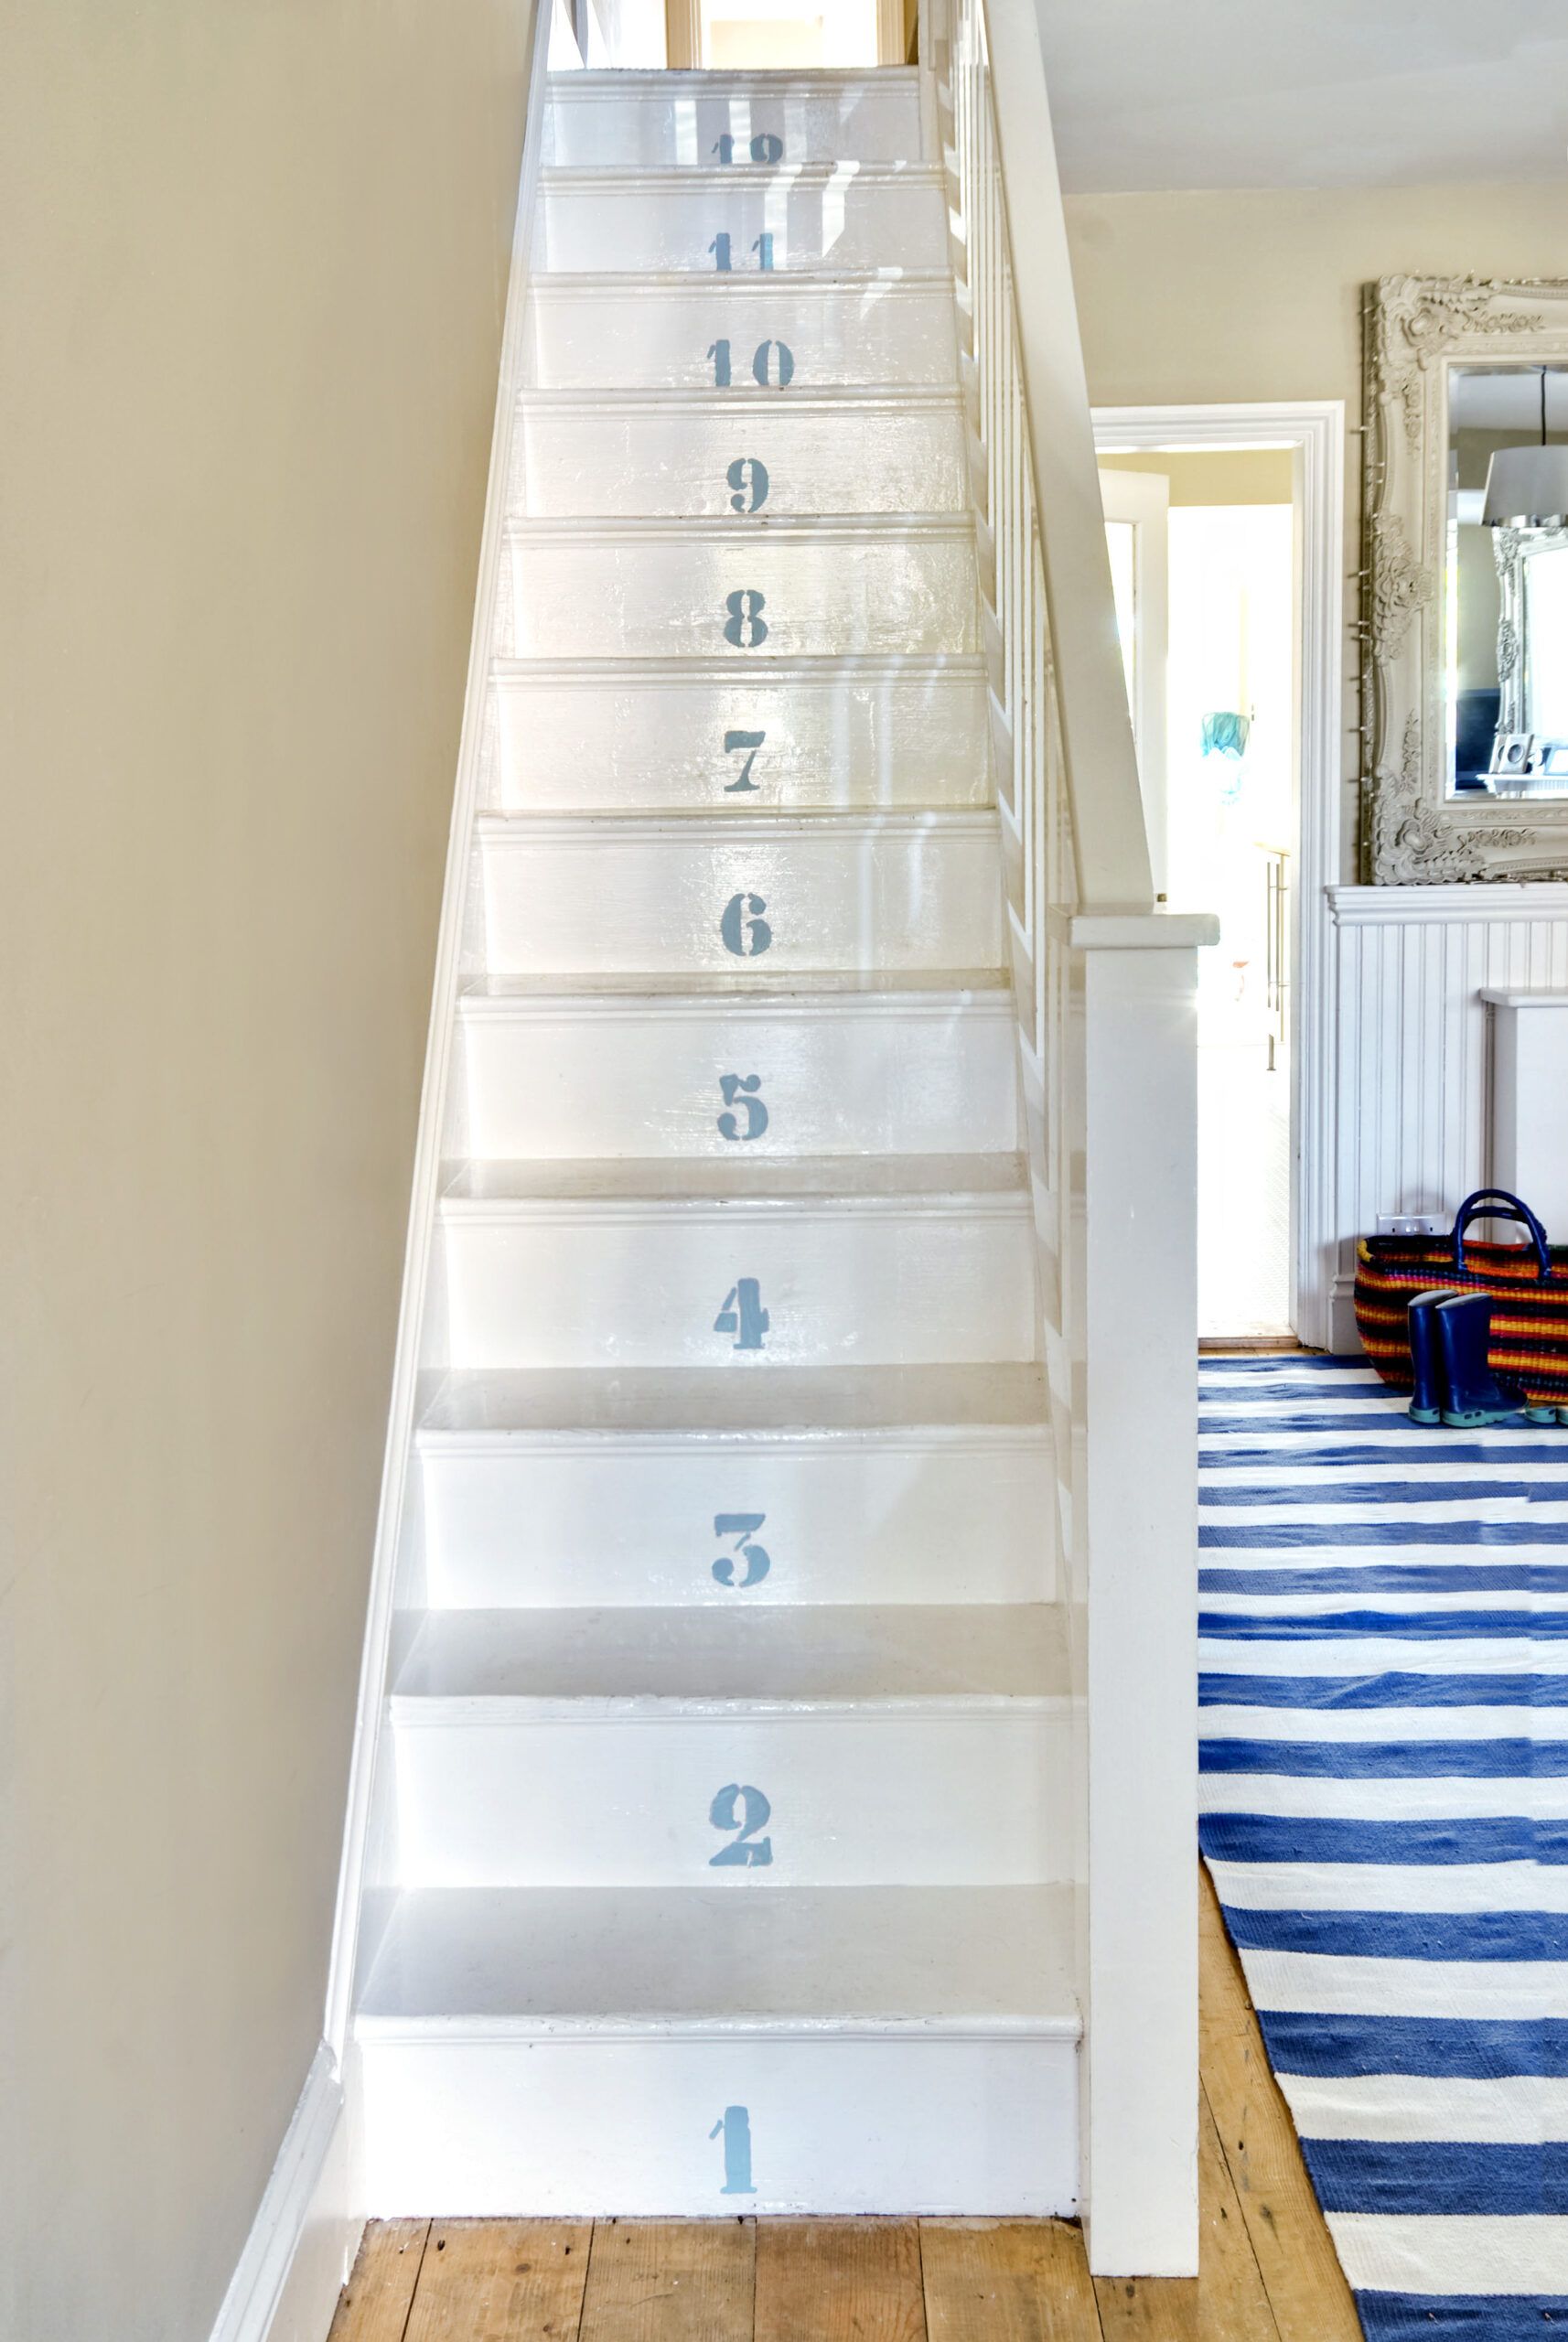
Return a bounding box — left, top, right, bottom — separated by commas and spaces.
714, 1279, 768, 1350
709, 1783, 773, 1866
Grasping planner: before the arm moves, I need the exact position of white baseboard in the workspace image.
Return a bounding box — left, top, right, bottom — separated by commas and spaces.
208, 2041, 361, 2342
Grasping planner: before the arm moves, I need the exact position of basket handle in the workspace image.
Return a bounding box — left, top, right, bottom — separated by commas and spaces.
1453, 1188, 1552, 1279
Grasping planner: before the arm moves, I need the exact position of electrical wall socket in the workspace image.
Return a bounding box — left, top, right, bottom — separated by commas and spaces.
1377, 1212, 1446, 1237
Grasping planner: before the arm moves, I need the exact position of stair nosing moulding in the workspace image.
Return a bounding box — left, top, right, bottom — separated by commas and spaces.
489, 653, 990, 685
355, 2012, 1080, 2046
414, 1423, 1050, 1454
539, 164, 944, 188
503, 514, 974, 543
388, 1692, 1074, 1725
437, 1192, 1031, 1226
526, 268, 954, 291
455, 988, 1015, 1022
548, 66, 920, 87
476, 810, 998, 842
515, 386, 964, 414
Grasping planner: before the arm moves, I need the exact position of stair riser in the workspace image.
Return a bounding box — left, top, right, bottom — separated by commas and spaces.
392, 1710, 1071, 1885
457, 999, 1016, 1158
357, 2034, 1078, 2215
505, 531, 979, 660
490, 665, 990, 811
521, 281, 961, 392
417, 1433, 1053, 1607
438, 1201, 1036, 1369
512, 402, 966, 517
543, 79, 923, 169
538, 175, 949, 274
478, 822, 1002, 976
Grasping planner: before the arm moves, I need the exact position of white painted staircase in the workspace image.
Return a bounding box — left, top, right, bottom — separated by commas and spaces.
327, 4, 1208, 2272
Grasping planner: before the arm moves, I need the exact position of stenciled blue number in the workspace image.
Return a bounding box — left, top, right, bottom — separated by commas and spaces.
709, 1782, 773, 1865
719, 892, 771, 956
727, 457, 769, 513
709, 2106, 756, 2196
717, 1072, 768, 1141
714, 1277, 769, 1349
723, 588, 768, 649
723, 728, 765, 792
712, 1512, 770, 1588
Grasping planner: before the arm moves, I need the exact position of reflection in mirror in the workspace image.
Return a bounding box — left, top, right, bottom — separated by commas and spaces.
1448, 364, 1568, 798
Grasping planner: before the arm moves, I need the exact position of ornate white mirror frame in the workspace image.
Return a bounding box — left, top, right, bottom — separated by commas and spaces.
1360, 274, 1568, 882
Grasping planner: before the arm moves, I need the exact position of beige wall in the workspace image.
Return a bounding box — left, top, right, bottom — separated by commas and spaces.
1097, 447, 1296, 505
1068, 179, 1568, 871
0, 5, 532, 2337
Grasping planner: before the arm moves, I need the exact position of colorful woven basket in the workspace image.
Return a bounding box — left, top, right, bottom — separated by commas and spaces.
1355, 1188, 1568, 1409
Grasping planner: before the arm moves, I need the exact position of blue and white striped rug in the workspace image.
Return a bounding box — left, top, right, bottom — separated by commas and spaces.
1197, 1353, 1565, 2340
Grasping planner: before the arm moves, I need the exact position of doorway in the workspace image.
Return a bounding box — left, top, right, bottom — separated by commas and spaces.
1094, 406, 1345, 1348
665, 0, 906, 67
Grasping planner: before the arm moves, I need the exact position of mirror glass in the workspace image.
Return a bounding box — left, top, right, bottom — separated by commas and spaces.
1447, 362, 1568, 798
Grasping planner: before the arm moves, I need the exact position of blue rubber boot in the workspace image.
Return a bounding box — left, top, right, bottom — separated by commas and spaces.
1405, 1287, 1466, 1424
1433, 1294, 1534, 1427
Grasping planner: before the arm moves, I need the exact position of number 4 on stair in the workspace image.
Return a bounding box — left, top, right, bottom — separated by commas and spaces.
714, 1278, 768, 1349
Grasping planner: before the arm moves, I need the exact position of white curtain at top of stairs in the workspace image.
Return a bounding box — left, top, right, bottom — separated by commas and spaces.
336, 52, 1080, 2223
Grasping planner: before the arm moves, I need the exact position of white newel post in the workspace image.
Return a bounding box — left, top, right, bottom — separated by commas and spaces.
1073, 915, 1210, 2275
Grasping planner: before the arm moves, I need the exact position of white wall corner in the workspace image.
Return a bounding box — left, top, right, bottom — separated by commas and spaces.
207, 2042, 360, 2342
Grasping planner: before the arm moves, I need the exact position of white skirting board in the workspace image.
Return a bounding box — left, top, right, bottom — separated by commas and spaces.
1326, 882, 1568, 1348
204, 2042, 359, 2342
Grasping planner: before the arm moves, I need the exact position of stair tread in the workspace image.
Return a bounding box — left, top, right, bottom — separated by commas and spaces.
550, 68, 919, 87
439, 1155, 1026, 1203
517, 386, 961, 410
417, 1363, 1049, 1435
392, 1604, 1069, 1704
457, 970, 1012, 1006
541, 162, 941, 184
358, 1884, 1078, 2033
529, 267, 952, 288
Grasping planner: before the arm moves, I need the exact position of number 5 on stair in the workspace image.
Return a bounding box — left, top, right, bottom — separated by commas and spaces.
709, 1783, 772, 1866
713, 1512, 770, 1587
714, 1278, 768, 1350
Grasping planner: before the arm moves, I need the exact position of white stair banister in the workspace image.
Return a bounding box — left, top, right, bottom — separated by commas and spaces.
929, 0, 1215, 2274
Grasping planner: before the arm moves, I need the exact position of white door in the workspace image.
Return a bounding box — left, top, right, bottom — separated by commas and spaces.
1099, 467, 1169, 899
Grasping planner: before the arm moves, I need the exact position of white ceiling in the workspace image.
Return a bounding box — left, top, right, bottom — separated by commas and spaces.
1036, 0, 1568, 193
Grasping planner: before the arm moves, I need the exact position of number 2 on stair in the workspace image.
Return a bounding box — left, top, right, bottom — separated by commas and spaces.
709, 1783, 773, 1865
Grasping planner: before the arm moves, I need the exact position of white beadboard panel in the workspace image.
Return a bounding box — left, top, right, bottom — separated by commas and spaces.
1326, 884, 1568, 1343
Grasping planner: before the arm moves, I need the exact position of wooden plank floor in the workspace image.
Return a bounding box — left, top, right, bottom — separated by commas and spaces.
328, 1870, 1361, 2342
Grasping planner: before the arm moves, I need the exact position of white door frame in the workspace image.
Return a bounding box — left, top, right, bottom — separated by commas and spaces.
1091, 401, 1345, 1350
